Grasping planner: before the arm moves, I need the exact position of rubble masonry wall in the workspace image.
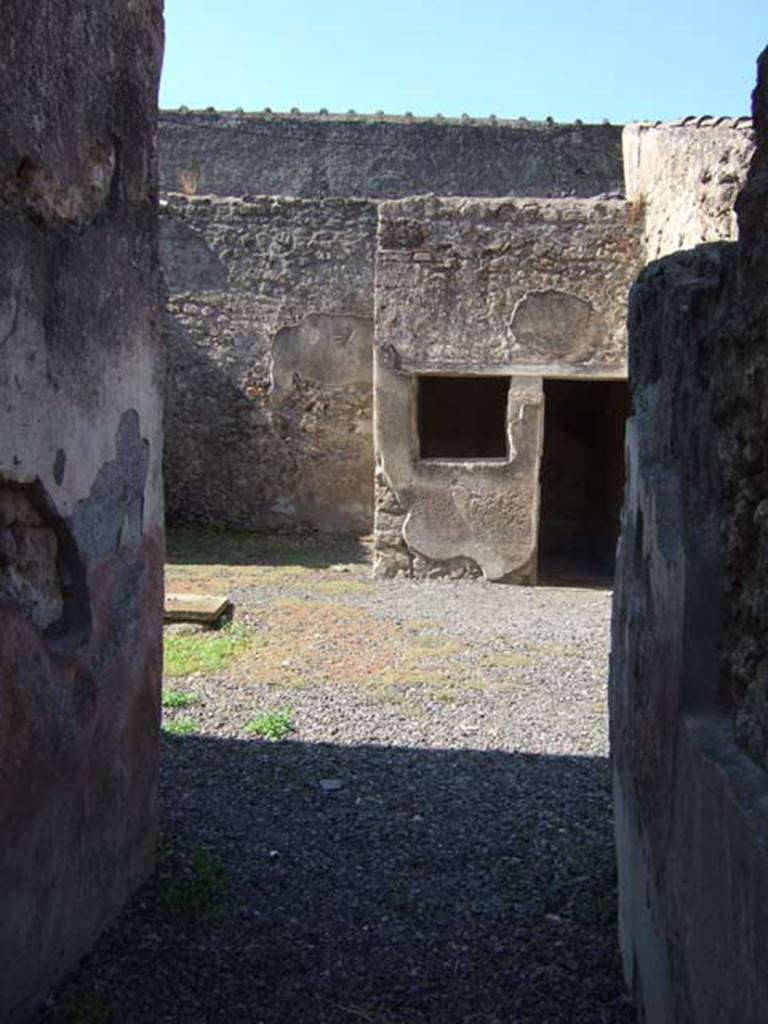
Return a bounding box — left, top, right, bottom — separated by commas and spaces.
373, 195, 641, 580
159, 112, 624, 200
161, 193, 377, 533
611, 49, 768, 1024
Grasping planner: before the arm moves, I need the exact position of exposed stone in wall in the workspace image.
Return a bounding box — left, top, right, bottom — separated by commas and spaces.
161, 194, 376, 533
0, 479, 90, 646
159, 111, 624, 200
623, 117, 754, 262
158, 116, 753, 553
373, 196, 641, 580
0, 3, 164, 1019
376, 195, 639, 375
611, 48, 768, 1024
374, 465, 484, 580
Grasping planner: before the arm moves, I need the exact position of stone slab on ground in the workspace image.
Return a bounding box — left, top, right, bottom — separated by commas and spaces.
164, 592, 232, 625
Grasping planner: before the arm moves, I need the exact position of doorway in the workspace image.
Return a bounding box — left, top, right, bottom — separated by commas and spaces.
537, 378, 629, 582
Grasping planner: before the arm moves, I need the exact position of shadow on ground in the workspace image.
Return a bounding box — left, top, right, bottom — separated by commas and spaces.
165, 527, 371, 570
536, 556, 615, 592
43, 737, 634, 1024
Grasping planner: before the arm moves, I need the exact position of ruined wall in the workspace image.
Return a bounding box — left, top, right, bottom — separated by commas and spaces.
159, 111, 624, 200
623, 117, 754, 262
373, 195, 641, 580
611, 48, 768, 1024
161, 194, 376, 533
0, 3, 164, 1020
727, 51, 768, 768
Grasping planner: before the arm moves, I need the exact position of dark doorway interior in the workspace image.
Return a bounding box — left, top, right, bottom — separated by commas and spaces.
418, 375, 510, 459
538, 378, 629, 581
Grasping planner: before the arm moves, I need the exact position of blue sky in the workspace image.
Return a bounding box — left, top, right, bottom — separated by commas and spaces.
161, 1, 766, 123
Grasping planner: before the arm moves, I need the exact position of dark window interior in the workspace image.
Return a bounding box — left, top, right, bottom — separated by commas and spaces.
418, 375, 510, 459
538, 378, 630, 580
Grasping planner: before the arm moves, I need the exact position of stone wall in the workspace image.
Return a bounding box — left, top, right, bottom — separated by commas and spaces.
158, 113, 753, 551
373, 195, 641, 580
611, 48, 768, 1023
728, 50, 768, 770
159, 111, 624, 200
0, 2, 164, 1020
623, 117, 754, 262
161, 194, 377, 533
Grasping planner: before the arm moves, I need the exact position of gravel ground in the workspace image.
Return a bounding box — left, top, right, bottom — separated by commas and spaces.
41, 533, 635, 1024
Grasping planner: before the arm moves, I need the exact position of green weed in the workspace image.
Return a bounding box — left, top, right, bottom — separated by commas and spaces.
157, 836, 229, 923
57, 990, 121, 1024
162, 718, 197, 737
245, 709, 295, 740
162, 690, 197, 709
163, 622, 256, 678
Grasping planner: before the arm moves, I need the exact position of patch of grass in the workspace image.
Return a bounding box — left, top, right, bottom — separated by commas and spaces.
369, 667, 485, 695
163, 622, 256, 678
162, 689, 197, 709
369, 687, 419, 712
405, 618, 443, 631
524, 642, 581, 658
166, 525, 369, 570
271, 595, 319, 611
166, 564, 310, 593
238, 565, 309, 587
56, 989, 121, 1024
162, 718, 198, 737
245, 708, 295, 740
265, 674, 311, 690
310, 578, 373, 596
374, 688, 409, 705
483, 652, 535, 669
157, 835, 229, 924
369, 667, 451, 689
407, 633, 465, 657
429, 689, 460, 703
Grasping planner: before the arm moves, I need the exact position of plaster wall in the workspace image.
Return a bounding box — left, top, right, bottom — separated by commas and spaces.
623, 118, 754, 262
159, 111, 624, 200
0, 2, 164, 1020
161, 194, 377, 533
373, 195, 641, 580
611, 48, 768, 1022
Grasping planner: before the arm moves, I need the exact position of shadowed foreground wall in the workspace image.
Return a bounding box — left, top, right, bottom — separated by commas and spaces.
0, 3, 164, 1019
611, 48, 768, 1023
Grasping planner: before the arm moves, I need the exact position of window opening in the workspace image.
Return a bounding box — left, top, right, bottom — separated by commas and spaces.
417, 375, 510, 460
